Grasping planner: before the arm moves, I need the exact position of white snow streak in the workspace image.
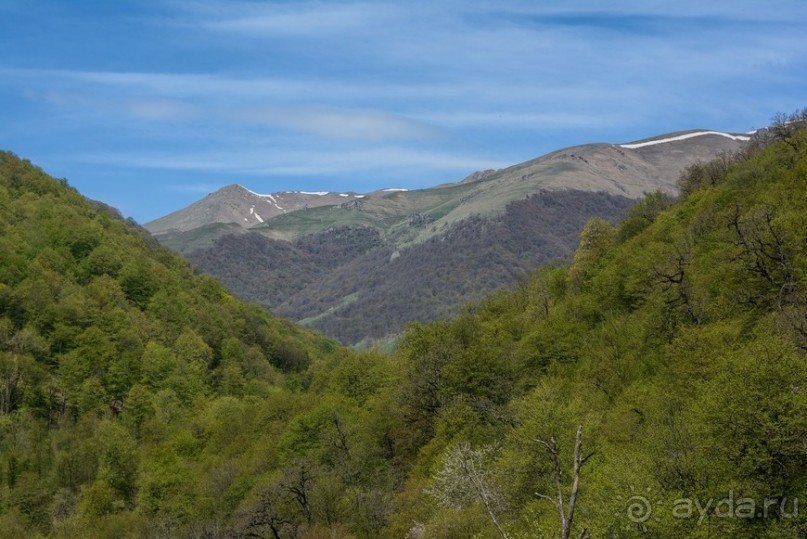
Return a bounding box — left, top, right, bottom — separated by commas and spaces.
235, 184, 376, 204
241, 185, 282, 200
241, 186, 265, 197
619, 131, 750, 149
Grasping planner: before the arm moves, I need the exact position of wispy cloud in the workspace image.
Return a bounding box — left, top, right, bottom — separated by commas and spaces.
474, 1, 807, 22
74, 146, 508, 178
240, 106, 441, 141
415, 111, 626, 129
166, 183, 222, 194
125, 99, 194, 120
200, 1, 395, 36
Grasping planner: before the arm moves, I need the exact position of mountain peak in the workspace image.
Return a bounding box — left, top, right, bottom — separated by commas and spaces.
145, 184, 364, 234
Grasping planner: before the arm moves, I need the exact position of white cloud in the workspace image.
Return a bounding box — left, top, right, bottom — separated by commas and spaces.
464, 0, 807, 21
201, 2, 395, 36
4, 67, 651, 116
416, 111, 625, 129
241, 106, 440, 141
166, 183, 221, 194
74, 146, 508, 177
125, 99, 194, 120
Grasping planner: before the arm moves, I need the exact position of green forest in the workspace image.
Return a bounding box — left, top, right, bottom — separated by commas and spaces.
1, 113, 806, 538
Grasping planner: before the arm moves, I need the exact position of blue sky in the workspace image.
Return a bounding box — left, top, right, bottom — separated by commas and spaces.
1, 1, 806, 223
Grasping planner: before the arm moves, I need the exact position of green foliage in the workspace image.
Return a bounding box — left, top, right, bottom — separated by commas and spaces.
1, 116, 807, 538
0, 152, 365, 537
381, 120, 807, 538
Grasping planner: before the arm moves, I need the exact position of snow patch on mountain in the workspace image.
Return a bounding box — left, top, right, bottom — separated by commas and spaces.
619, 131, 750, 150
241, 186, 267, 197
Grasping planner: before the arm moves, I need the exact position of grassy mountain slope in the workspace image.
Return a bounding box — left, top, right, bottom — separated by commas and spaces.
147, 130, 746, 250
154, 222, 247, 255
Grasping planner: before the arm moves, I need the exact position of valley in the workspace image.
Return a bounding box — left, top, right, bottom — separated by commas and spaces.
1, 116, 805, 538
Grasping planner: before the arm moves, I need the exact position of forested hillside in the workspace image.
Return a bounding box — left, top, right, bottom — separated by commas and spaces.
0, 156, 392, 537
1, 111, 806, 539
189, 190, 633, 345
380, 116, 807, 538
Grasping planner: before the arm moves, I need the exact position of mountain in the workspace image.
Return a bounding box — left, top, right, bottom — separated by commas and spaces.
145, 130, 749, 345
145, 129, 748, 245
189, 190, 635, 345
2, 114, 804, 539
145, 185, 368, 237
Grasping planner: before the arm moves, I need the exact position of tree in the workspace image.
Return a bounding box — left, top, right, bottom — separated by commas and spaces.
123, 383, 154, 437
0, 353, 32, 414
173, 328, 213, 367
118, 261, 159, 309
569, 218, 614, 290
535, 426, 593, 539
427, 442, 510, 539
280, 460, 316, 526
238, 483, 300, 539
140, 342, 176, 389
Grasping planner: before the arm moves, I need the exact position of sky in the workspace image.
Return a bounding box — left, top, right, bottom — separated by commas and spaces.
1, 1, 806, 223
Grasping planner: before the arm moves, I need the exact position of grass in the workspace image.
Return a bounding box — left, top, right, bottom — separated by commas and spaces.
298, 292, 360, 326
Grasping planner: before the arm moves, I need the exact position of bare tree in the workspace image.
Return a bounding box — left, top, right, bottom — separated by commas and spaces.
238, 484, 299, 539
652, 240, 701, 324
281, 461, 315, 526
535, 426, 593, 539
427, 442, 510, 539
728, 204, 797, 310
0, 353, 26, 415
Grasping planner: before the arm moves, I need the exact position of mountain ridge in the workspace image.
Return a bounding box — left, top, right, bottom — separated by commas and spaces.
144, 129, 749, 243
146, 128, 751, 344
